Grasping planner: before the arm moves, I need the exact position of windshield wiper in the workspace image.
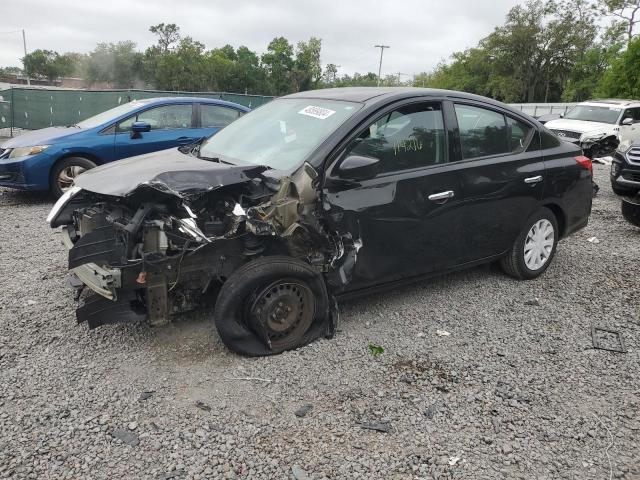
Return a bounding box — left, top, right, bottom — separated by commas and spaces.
198, 154, 235, 165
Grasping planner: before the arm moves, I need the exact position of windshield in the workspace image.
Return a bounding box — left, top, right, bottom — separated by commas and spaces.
76, 101, 151, 129
563, 105, 621, 124
198, 98, 362, 170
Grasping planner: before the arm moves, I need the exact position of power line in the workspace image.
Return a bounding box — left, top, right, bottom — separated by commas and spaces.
374, 44, 390, 87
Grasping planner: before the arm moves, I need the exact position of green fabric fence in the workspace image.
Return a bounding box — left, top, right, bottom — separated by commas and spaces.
0, 87, 273, 133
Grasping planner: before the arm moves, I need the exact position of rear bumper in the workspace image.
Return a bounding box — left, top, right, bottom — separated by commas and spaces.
61, 227, 122, 300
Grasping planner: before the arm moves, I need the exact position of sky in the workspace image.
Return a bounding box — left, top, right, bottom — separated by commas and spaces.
0, 0, 523, 78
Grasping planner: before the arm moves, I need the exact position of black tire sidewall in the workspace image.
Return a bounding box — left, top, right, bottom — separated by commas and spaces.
50, 157, 96, 198
214, 256, 329, 356
513, 208, 559, 279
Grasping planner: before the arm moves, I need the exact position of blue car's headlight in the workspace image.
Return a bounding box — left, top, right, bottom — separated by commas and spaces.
8, 145, 50, 159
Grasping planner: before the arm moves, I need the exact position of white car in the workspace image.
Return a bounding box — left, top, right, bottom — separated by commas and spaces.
545, 100, 640, 149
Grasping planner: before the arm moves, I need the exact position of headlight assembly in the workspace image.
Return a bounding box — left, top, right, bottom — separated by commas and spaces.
47, 186, 82, 226
8, 145, 50, 159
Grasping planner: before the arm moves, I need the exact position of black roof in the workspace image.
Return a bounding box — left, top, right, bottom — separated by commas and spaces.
283, 87, 530, 119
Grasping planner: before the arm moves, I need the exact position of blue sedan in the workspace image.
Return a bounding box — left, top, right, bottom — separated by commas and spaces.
0, 97, 250, 197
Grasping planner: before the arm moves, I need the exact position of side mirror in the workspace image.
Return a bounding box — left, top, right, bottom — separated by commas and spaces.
622, 117, 634, 126
337, 155, 380, 181
131, 121, 151, 133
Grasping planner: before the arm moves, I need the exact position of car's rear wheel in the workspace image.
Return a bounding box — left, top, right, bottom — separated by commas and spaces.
214, 256, 329, 356
500, 207, 559, 280
50, 157, 96, 198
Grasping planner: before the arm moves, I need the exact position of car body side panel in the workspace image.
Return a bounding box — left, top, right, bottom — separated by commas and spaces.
541, 142, 590, 237
323, 165, 465, 290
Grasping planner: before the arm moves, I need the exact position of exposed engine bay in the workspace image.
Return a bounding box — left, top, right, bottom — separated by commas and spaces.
48, 157, 360, 355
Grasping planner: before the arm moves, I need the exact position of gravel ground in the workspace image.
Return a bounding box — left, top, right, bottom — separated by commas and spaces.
0, 164, 639, 480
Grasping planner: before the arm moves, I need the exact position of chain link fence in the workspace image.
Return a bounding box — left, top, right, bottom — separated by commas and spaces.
0, 87, 274, 136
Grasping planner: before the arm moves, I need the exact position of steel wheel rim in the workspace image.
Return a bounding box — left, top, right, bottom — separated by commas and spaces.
248, 280, 315, 348
58, 166, 86, 192
523, 219, 554, 271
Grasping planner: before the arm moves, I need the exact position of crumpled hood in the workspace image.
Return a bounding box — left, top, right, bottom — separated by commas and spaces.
74, 147, 266, 197
545, 118, 616, 135
0, 126, 84, 148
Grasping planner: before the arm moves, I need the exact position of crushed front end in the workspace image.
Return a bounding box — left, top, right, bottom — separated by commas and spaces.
47, 161, 359, 338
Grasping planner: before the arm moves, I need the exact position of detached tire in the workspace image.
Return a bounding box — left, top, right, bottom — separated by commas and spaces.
50, 157, 97, 198
500, 207, 559, 280
214, 256, 329, 356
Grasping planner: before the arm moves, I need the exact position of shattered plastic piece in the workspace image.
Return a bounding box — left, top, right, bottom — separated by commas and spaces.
294, 404, 313, 418
195, 401, 212, 412
292, 465, 311, 480
359, 420, 391, 433
232, 202, 246, 217
111, 428, 139, 446
436, 330, 451, 336
137, 391, 154, 402
448, 457, 461, 466
587, 236, 600, 244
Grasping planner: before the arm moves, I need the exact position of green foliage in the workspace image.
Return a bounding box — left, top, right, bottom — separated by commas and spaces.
261, 37, 295, 95
414, 0, 609, 103
596, 35, 640, 97
368, 342, 385, 358
149, 23, 181, 53
598, 0, 640, 43
10, 8, 638, 100
84, 42, 143, 88
22, 49, 75, 81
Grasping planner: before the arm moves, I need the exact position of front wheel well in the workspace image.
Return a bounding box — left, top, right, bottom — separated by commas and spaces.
542, 203, 566, 238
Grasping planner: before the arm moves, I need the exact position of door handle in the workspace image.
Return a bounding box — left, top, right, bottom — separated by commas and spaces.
524, 175, 543, 184
428, 190, 455, 201
176, 136, 193, 144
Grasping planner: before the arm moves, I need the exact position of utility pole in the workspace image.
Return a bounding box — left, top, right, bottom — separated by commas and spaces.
374, 45, 390, 87
395, 72, 408, 86
22, 29, 30, 86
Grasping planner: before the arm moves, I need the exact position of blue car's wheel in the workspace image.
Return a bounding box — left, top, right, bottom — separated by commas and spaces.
50, 157, 96, 198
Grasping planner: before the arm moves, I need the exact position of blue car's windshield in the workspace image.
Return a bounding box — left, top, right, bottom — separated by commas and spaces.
198, 98, 362, 170
75, 100, 153, 129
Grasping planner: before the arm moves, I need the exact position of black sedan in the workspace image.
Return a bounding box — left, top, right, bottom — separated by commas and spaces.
47, 87, 593, 356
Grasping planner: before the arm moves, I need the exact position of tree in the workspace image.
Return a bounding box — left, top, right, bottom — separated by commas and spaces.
85, 42, 143, 88
149, 23, 181, 53
416, 0, 600, 103
323, 63, 339, 85
596, 35, 640, 97
293, 37, 322, 91
599, 0, 640, 43
563, 23, 625, 101
22, 49, 75, 82
150, 37, 208, 91
261, 37, 295, 95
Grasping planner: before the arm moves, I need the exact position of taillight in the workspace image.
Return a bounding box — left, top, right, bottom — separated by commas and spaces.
575, 155, 592, 174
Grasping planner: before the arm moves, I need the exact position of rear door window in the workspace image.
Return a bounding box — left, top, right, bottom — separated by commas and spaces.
455, 104, 509, 159
507, 116, 533, 153
201, 105, 243, 128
